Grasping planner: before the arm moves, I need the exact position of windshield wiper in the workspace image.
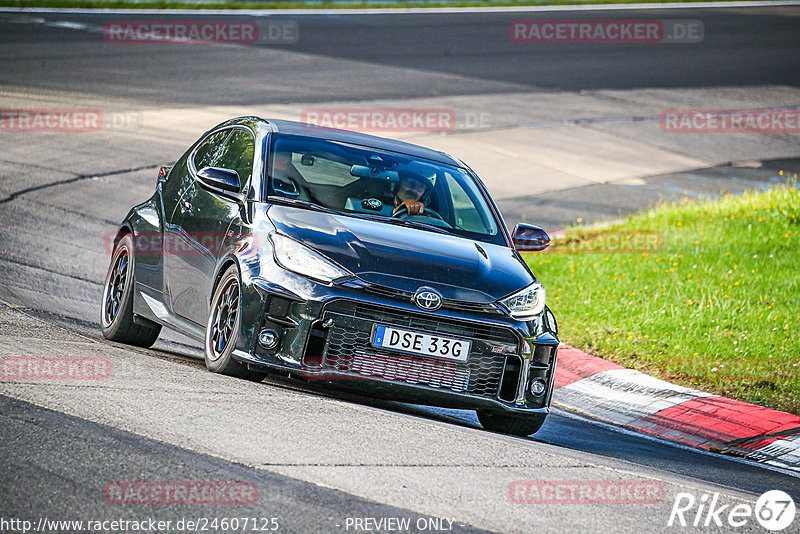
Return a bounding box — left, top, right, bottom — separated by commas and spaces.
379, 217, 451, 235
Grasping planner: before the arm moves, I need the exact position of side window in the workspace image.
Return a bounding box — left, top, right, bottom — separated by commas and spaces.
213, 129, 255, 190
193, 130, 229, 171
444, 172, 497, 235
192, 128, 255, 193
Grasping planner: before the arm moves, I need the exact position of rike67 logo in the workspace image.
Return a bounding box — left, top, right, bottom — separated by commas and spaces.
668, 490, 796, 531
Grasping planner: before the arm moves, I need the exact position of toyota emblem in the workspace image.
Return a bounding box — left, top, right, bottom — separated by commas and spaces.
413, 287, 442, 311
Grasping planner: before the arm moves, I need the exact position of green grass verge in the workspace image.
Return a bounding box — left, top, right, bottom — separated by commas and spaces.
526, 183, 800, 415
0, 0, 760, 10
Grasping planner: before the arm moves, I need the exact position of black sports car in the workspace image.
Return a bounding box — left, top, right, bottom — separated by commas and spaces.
101, 117, 558, 436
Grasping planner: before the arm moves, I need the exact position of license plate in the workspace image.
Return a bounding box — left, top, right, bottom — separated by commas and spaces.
372, 325, 471, 362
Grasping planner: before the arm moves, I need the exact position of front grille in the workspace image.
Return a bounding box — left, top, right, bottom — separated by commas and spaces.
314, 300, 518, 398
363, 284, 502, 315
325, 300, 518, 345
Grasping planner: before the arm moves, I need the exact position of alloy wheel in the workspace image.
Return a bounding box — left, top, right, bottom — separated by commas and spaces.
209, 280, 239, 361
103, 250, 129, 327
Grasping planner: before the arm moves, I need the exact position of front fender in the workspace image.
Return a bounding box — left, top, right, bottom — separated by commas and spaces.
213, 237, 270, 356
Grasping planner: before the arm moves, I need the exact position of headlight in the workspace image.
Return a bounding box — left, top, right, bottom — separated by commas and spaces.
499, 282, 546, 320
269, 233, 351, 283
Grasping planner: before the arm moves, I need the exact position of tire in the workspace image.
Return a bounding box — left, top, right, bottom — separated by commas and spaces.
476, 409, 546, 437
204, 265, 266, 382
100, 233, 161, 347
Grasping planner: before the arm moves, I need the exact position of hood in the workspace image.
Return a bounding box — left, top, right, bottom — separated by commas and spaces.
267, 205, 534, 303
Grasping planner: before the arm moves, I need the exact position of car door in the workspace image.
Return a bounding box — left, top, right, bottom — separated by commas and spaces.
165, 127, 255, 326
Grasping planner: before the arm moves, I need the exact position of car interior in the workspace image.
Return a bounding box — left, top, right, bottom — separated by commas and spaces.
265, 135, 501, 241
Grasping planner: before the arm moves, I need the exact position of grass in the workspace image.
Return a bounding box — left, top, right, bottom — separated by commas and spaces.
0, 0, 756, 10
525, 182, 800, 415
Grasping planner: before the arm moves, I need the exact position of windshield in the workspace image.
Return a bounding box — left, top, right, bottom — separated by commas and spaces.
265, 134, 504, 245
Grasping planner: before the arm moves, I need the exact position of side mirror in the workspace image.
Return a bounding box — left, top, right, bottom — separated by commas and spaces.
197, 166, 240, 193
512, 224, 550, 252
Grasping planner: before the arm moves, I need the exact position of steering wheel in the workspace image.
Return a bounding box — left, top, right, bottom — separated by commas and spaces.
392, 204, 445, 221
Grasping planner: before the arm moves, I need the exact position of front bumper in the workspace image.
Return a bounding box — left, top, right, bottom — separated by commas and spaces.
234, 277, 559, 416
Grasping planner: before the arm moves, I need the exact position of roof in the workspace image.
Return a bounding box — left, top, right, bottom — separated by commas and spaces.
265, 118, 463, 167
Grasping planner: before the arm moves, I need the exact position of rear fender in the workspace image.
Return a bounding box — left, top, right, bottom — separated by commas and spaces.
115, 198, 167, 324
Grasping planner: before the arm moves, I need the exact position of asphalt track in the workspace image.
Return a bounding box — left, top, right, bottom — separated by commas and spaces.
1, 4, 800, 533
2, 4, 800, 104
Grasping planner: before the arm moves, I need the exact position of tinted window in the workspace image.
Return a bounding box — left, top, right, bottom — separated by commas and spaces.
214, 130, 255, 188
290, 153, 358, 187
266, 134, 504, 246
444, 171, 498, 235
193, 130, 229, 171
193, 128, 255, 193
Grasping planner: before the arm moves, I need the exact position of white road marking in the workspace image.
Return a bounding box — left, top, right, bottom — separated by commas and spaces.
551, 407, 800, 480
555, 368, 713, 425
1, 1, 800, 16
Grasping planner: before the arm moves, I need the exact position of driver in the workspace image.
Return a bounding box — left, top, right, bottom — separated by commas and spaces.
393, 172, 431, 216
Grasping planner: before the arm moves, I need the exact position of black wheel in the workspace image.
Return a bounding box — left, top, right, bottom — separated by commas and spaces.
100, 233, 161, 347
204, 265, 266, 381
476, 409, 546, 437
